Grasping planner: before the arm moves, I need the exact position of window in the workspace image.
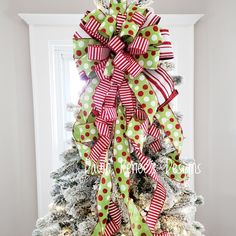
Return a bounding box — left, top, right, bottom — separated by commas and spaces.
20, 13, 203, 217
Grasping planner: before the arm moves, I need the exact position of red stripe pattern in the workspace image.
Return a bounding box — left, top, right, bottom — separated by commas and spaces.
81, 19, 109, 45
126, 56, 144, 77
104, 201, 122, 235
131, 12, 146, 27
113, 51, 130, 71
156, 232, 169, 236
75, 4, 179, 235
146, 182, 166, 232
144, 67, 176, 106
142, 11, 161, 28
129, 36, 149, 55
116, 13, 127, 33
159, 29, 174, 60
88, 45, 110, 61
119, 81, 136, 121
108, 36, 125, 53
111, 68, 125, 85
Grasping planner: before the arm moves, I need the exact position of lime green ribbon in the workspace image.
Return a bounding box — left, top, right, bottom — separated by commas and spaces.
113, 105, 153, 235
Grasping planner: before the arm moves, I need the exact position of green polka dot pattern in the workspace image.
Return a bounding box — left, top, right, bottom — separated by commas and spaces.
73, 38, 98, 60
139, 25, 163, 46
77, 78, 99, 123
113, 106, 153, 236
73, 122, 98, 142
155, 104, 188, 182
120, 21, 139, 39
135, 50, 160, 70
126, 118, 146, 149
96, 165, 112, 234
128, 74, 158, 123
109, 0, 127, 17
92, 162, 112, 235
83, 9, 106, 23
113, 106, 131, 201
155, 104, 183, 154
126, 4, 147, 20
167, 158, 187, 183
99, 15, 116, 38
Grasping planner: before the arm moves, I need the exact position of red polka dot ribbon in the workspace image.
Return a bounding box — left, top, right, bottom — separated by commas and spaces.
72, 0, 187, 235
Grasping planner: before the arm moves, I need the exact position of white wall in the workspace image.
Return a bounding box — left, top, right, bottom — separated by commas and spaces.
0, 0, 236, 235
195, 0, 236, 234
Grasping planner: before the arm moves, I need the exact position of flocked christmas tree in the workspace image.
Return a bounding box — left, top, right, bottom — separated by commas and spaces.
33, 0, 205, 235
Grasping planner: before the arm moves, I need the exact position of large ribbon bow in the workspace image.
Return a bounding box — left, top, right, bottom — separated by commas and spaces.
72, 1, 187, 235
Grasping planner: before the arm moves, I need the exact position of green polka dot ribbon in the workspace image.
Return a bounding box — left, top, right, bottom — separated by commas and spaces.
72, 1, 187, 235
113, 105, 153, 236
155, 104, 188, 183
92, 157, 113, 235
72, 78, 100, 173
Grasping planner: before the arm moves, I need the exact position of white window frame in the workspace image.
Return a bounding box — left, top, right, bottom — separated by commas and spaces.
19, 13, 203, 217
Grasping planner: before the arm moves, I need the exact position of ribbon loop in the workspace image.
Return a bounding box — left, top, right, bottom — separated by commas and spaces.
113, 51, 130, 71
88, 44, 111, 61
159, 29, 174, 60
116, 13, 127, 33
107, 36, 125, 53
99, 15, 116, 38
131, 12, 146, 27
128, 36, 149, 55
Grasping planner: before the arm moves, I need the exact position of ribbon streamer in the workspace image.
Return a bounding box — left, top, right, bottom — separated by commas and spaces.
72, 1, 187, 235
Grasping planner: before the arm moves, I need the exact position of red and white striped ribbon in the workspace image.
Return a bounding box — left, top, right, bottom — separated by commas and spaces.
156, 232, 169, 236
81, 20, 109, 45
159, 29, 174, 60
90, 135, 110, 163
150, 140, 162, 152
116, 13, 127, 34
133, 143, 166, 233
101, 107, 117, 121
142, 11, 161, 28
149, 124, 161, 138
146, 182, 166, 232
93, 79, 111, 113
133, 143, 159, 181
73, 31, 82, 40
128, 36, 149, 55
140, 119, 149, 135
131, 12, 146, 27
88, 45, 111, 61
149, 125, 162, 152
126, 56, 143, 77
84, 17, 100, 33
90, 116, 111, 163
94, 59, 108, 81
104, 85, 118, 108
111, 67, 125, 85
107, 36, 126, 53
118, 80, 136, 122
104, 201, 122, 235
144, 67, 176, 106
113, 51, 130, 71
94, 59, 108, 72
136, 109, 147, 121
